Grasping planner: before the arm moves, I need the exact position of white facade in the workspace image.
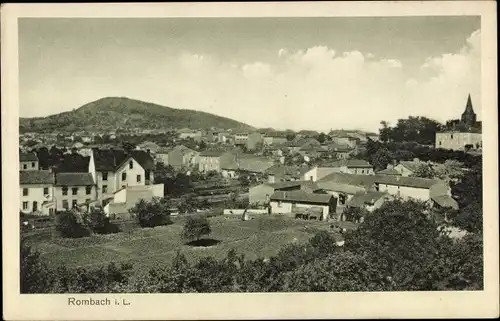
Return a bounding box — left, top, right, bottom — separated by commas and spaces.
20, 160, 39, 171
377, 183, 430, 201
89, 153, 153, 204
435, 132, 482, 151
270, 200, 329, 220
20, 184, 54, 215
393, 164, 414, 177
53, 185, 97, 211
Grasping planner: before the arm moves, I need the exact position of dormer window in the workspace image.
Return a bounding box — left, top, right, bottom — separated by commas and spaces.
129, 160, 133, 169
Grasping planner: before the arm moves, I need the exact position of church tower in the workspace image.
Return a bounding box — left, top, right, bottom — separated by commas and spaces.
460, 94, 477, 128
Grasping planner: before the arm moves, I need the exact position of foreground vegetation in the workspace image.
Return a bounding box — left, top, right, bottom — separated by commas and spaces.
21, 199, 483, 293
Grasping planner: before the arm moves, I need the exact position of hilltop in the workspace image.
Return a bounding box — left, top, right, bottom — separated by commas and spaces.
19, 97, 254, 133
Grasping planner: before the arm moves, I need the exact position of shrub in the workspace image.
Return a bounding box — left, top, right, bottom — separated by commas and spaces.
54, 210, 89, 238
182, 215, 211, 243
82, 208, 119, 234
129, 197, 172, 228
20, 241, 53, 293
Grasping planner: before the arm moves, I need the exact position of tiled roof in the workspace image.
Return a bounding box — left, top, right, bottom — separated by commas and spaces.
55, 173, 95, 186
270, 190, 333, 204
20, 152, 38, 162
372, 175, 441, 189
347, 191, 389, 207
431, 195, 459, 210
269, 180, 319, 191
315, 181, 366, 195
265, 165, 304, 178
376, 168, 402, 176
20, 170, 55, 185
398, 161, 425, 172
318, 172, 377, 188
173, 145, 197, 155
322, 159, 372, 168
157, 147, 173, 154
92, 149, 155, 172
327, 143, 354, 152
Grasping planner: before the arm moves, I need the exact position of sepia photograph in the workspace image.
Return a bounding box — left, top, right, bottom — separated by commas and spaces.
2, 2, 498, 320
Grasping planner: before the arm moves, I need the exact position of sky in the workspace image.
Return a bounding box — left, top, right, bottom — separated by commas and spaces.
19, 16, 481, 132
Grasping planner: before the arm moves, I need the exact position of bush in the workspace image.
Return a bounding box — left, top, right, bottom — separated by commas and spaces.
54, 210, 89, 238
182, 215, 212, 243
20, 241, 53, 293
82, 208, 119, 234
129, 197, 172, 228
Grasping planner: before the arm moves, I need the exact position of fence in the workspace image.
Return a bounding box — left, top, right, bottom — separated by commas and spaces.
223, 209, 268, 215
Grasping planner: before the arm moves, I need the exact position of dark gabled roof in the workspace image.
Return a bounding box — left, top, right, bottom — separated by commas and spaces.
20, 170, 55, 185
55, 173, 95, 186
269, 180, 319, 191
92, 148, 155, 172
347, 191, 389, 207
270, 190, 333, 204
20, 152, 38, 162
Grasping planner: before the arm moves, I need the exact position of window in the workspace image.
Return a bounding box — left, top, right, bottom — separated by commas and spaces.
102, 185, 108, 193
129, 160, 133, 169
31, 162, 35, 168
62, 186, 68, 196
85, 186, 91, 195
361, 169, 364, 174
22, 202, 28, 210
62, 200, 69, 209
72, 200, 78, 208
43, 187, 49, 195
451, 134, 454, 139
122, 172, 127, 181
23, 164, 27, 170
137, 175, 141, 183
22, 188, 28, 196
102, 172, 108, 181
72, 187, 78, 195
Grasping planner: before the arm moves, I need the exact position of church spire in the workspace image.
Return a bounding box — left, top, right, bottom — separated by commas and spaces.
461, 93, 477, 128
464, 93, 474, 114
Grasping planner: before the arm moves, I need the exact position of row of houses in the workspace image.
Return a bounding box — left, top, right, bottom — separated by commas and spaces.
19, 149, 163, 216
249, 160, 459, 221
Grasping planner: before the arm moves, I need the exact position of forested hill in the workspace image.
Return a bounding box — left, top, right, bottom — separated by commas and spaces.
19, 97, 254, 133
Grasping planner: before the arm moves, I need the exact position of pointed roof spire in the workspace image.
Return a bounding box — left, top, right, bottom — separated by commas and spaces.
464, 93, 475, 114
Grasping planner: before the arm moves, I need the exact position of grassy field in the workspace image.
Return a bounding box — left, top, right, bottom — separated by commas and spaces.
25, 215, 355, 271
